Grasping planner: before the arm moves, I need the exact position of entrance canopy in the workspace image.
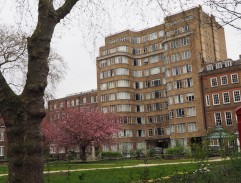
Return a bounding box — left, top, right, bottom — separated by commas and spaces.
206, 125, 235, 139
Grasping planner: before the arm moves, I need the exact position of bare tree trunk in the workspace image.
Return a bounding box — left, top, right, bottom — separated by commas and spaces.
80, 146, 87, 161
0, 1, 79, 182
6, 119, 44, 183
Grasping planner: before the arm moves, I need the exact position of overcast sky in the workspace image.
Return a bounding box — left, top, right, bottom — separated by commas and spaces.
0, 1, 240, 99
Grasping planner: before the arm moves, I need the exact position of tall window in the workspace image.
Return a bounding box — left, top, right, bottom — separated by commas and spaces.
0, 146, 4, 156
186, 107, 196, 116
174, 80, 182, 89
233, 90, 241, 102
176, 108, 184, 118
188, 122, 197, 132
225, 112, 232, 126
186, 93, 195, 102
182, 50, 191, 60
0, 130, 4, 141
133, 70, 142, 77
210, 77, 218, 87
214, 112, 222, 126
212, 94, 220, 105
220, 75, 228, 85
184, 78, 193, 87
206, 95, 210, 106
177, 123, 185, 133
222, 92, 230, 104
231, 73, 239, 83
155, 128, 165, 136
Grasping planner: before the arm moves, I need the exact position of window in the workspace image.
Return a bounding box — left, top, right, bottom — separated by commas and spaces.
133, 59, 141, 66
210, 77, 218, 87
100, 60, 107, 67
151, 79, 161, 87
108, 81, 115, 89
150, 67, 160, 75
214, 112, 222, 126
133, 70, 142, 77
152, 91, 162, 98
165, 69, 171, 77
183, 64, 192, 74
215, 62, 223, 69
146, 104, 152, 112
172, 66, 182, 76
132, 48, 140, 55
0, 130, 4, 141
233, 90, 241, 102
174, 80, 182, 89
231, 74, 239, 83
115, 68, 129, 75
109, 105, 116, 112
169, 110, 174, 119
170, 53, 180, 62
117, 105, 131, 112
225, 112, 232, 126
186, 93, 195, 102
136, 117, 145, 124
155, 128, 165, 136
91, 96, 96, 103
116, 56, 128, 64
117, 92, 131, 100
150, 55, 159, 63
220, 75, 228, 85
100, 71, 107, 79
222, 92, 230, 104
206, 95, 210, 106
116, 80, 130, 87
133, 81, 143, 89
168, 96, 173, 105
118, 46, 128, 52
159, 30, 165, 37
170, 125, 175, 133
119, 130, 133, 137
182, 50, 191, 60
134, 93, 143, 100
212, 94, 220, 105
144, 69, 149, 76
184, 78, 193, 87
109, 93, 115, 101
148, 129, 153, 136
174, 94, 183, 104
188, 122, 197, 132
101, 95, 108, 102
180, 37, 190, 46
143, 58, 149, 65
186, 107, 196, 116
135, 105, 144, 112
177, 123, 185, 133
121, 116, 132, 124
145, 81, 150, 88
176, 108, 184, 118
136, 130, 145, 137
0, 146, 4, 156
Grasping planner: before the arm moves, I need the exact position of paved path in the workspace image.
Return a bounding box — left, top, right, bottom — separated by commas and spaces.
0, 157, 227, 177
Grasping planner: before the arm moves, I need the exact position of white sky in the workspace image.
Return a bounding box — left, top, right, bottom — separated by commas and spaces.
0, 1, 240, 99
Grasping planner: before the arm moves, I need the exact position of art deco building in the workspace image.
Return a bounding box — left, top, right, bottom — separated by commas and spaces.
96, 6, 227, 152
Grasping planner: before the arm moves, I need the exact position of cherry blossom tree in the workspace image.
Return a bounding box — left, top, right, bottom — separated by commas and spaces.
41, 108, 121, 161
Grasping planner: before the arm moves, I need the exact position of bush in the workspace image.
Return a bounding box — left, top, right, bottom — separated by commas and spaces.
101, 151, 122, 159
165, 146, 185, 155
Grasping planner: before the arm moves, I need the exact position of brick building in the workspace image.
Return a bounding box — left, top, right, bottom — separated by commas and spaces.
96, 6, 228, 153
200, 57, 241, 147
47, 89, 98, 158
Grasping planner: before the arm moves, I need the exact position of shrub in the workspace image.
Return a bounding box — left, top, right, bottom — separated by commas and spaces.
101, 151, 122, 158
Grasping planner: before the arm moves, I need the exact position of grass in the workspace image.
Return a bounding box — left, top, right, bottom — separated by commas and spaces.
1, 158, 240, 183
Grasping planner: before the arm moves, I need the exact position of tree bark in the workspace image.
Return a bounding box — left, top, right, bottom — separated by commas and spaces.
80, 146, 87, 161
0, 1, 80, 182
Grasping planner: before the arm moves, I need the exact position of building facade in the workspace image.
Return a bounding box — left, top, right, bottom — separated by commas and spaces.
96, 6, 228, 152
200, 57, 241, 146
47, 89, 98, 158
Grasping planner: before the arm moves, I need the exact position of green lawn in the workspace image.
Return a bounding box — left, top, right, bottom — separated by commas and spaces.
1, 158, 240, 183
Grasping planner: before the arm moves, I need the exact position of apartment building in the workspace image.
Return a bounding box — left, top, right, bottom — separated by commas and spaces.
96, 6, 227, 152
200, 58, 241, 137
